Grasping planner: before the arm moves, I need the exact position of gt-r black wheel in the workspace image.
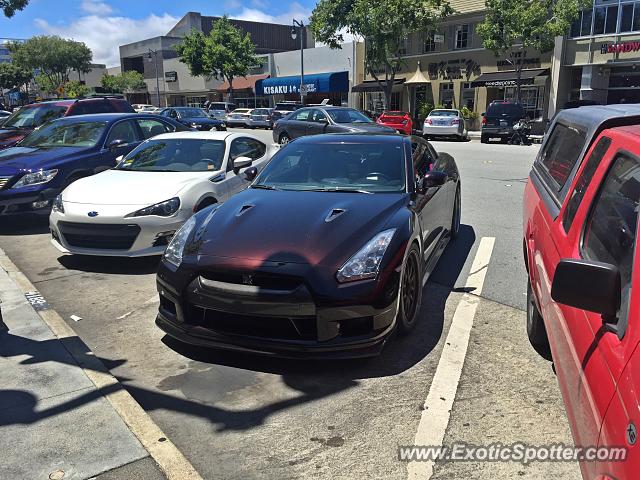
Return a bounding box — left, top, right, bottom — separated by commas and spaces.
398, 245, 422, 334
279, 133, 290, 145
451, 186, 461, 239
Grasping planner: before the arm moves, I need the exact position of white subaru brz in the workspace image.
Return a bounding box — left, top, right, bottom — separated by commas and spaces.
50, 131, 275, 257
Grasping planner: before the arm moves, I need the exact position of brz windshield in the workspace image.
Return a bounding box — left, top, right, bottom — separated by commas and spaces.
327, 109, 373, 124
254, 142, 406, 193
19, 121, 106, 148
3, 104, 68, 129
117, 138, 225, 172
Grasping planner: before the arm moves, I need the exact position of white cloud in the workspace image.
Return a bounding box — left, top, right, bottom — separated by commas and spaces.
80, 0, 113, 15
236, 1, 311, 26
224, 0, 241, 10
34, 13, 178, 67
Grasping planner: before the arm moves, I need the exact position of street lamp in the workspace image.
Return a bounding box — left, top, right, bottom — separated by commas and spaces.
148, 49, 161, 107
291, 19, 304, 104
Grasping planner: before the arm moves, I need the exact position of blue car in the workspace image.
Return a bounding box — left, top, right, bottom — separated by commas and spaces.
0, 113, 189, 216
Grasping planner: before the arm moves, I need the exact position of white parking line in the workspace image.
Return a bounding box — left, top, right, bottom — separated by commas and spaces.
407, 237, 495, 479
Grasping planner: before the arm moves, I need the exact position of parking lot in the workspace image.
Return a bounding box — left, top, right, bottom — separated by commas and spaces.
0, 131, 580, 479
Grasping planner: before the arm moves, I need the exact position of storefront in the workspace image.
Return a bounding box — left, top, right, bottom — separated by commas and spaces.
352, 79, 405, 113
255, 71, 350, 106
217, 74, 270, 108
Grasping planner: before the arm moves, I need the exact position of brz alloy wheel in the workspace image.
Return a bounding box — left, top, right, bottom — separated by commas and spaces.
279, 133, 291, 145
398, 245, 423, 334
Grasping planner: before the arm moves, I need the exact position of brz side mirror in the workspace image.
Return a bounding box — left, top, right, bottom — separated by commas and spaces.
551, 259, 621, 321
417, 171, 447, 193
244, 166, 258, 181
108, 139, 126, 151
233, 156, 253, 170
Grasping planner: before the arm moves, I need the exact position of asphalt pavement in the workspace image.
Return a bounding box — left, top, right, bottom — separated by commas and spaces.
0, 129, 580, 480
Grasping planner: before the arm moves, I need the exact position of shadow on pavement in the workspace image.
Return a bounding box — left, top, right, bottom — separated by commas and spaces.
57, 254, 161, 275
0, 214, 50, 236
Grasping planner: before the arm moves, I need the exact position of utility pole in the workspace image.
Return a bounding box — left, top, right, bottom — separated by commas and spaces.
148, 48, 161, 107
292, 19, 305, 104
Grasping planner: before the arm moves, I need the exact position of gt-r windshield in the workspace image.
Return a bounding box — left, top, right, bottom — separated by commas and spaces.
117, 138, 226, 172
253, 141, 406, 193
19, 121, 106, 148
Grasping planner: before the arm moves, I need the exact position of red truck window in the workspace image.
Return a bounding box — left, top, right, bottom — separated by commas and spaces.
538, 123, 585, 189
562, 136, 612, 233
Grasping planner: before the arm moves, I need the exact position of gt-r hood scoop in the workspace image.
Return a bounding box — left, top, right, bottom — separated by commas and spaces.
62, 169, 215, 206
195, 189, 408, 267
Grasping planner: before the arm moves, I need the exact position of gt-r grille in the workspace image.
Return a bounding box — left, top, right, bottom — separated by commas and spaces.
0, 176, 11, 190
58, 222, 140, 250
200, 271, 302, 291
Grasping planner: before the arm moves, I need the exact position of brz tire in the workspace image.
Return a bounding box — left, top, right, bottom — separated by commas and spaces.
527, 279, 552, 360
397, 244, 423, 335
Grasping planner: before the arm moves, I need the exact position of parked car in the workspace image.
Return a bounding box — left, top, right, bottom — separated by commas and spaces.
132, 104, 155, 113
155, 134, 460, 357
423, 109, 467, 141
226, 108, 253, 128
480, 101, 526, 143
0, 110, 10, 126
0, 97, 136, 150
377, 111, 413, 135
206, 102, 236, 120
523, 104, 640, 479
270, 102, 304, 123
247, 108, 273, 129
158, 107, 226, 131
0, 113, 189, 216
50, 131, 275, 257
272, 106, 395, 144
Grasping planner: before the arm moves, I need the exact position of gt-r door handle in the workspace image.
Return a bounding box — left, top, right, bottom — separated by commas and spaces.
210, 173, 226, 183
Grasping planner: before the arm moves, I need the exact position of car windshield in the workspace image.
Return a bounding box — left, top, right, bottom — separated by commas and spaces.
429, 110, 458, 117
19, 121, 106, 148
253, 141, 406, 193
177, 108, 206, 118
383, 111, 408, 117
116, 138, 225, 172
487, 103, 525, 117
3, 104, 68, 129
327, 109, 373, 124
209, 103, 230, 110
275, 103, 299, 111
232, 109, 251, 114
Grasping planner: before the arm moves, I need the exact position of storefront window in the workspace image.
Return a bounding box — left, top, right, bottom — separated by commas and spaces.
503, 86, 544, 120
440, 83, 455, 108
461, 82, 475, 110
570, 0, 640, 37
186, 96, 207, 108
455, 25, 469, 50
423, 33, 437, 53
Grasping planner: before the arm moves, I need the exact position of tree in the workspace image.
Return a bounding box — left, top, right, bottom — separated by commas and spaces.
476, 0, 587, 104
101, 71, 145, 100
63, 80, 90, 98
175, 16, 259, 102
0, 62, 32, 105
1, 0, 29, 17
9, 36, 92, 95
310, 0, 453, 109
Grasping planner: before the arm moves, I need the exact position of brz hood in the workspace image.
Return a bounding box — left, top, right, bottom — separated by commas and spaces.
191, 189, 409, 267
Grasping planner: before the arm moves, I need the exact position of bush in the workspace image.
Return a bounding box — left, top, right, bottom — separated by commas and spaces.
460, 106, 479, 120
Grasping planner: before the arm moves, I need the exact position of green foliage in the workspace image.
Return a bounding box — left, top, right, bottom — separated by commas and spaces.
460, 106, 478, 119
35, 74, 58, 95
9, 36, 92, 89
0, 0, 29, 17
417, 100, 434, 119
0, 62, 32, 90
310, 0, 453, 108
175, 17, 259, 101
63, 80, 90, 98
101, 71, 145, 94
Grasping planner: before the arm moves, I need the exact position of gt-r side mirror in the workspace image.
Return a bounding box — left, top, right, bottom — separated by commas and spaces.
551, 259, 621, 326
233, 156, 253, 170
108, 139, 127, 151
417, 171, 447, 193
244, 167, 258, 181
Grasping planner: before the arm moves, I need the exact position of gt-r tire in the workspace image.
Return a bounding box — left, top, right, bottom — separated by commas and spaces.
279, 133, 291, 145
451, 186, 461, 240
527, 279, 552, 360
397, 244, 423, 335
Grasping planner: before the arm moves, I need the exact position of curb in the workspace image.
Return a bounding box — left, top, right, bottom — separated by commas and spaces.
0, 248, 203, 480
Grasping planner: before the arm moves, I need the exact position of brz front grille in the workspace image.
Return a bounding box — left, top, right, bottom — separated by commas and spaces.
0, 176, 11, 190
58, 221, 140, 250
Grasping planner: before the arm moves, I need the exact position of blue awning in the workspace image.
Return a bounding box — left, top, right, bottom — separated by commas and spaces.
256, 71, 349, 95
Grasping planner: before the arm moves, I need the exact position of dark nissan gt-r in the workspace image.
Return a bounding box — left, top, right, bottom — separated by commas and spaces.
155, 134, 460, 358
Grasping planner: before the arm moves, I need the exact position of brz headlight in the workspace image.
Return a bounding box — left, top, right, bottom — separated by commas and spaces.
125, 197, 180, 218
336, 229, 396, 283
12, 169, 58, 188
164, 216, 197, 267
52, 194, 64, 214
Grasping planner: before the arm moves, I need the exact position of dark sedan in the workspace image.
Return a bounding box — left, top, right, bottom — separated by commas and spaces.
155, 134, 461, 358
158, 107, 226, 131
272, 106, 395, 144
0, 113, 188, 216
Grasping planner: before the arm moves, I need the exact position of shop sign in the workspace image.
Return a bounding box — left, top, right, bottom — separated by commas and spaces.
262, 83, 317, 95
165, 71, 177, 82
485, 79, 518, 87
497, 58, 540, 70
601, 41, 640, 54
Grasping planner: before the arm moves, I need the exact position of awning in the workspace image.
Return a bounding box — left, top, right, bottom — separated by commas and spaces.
352, 78, 406, 92
217, 74, 269, 93
405, 62, 429, 85
255, 71, 349, 95
471, 68, 549, 88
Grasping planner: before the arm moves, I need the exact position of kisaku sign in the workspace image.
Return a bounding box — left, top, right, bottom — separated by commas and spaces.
601, 41, 640, 54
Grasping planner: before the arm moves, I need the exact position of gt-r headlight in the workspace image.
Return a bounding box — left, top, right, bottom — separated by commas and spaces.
12, 169, 58, 188
337, 228, 396, 283
164, 216, 197, 267
52, 194, 64, 214
125, 197, 180, 218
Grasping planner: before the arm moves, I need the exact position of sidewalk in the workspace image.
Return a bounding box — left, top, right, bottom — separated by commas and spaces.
0, 257, 166, 479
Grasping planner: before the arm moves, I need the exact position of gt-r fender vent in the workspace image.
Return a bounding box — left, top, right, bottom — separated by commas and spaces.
236, 204, 255, 217
325, 208, 347, 223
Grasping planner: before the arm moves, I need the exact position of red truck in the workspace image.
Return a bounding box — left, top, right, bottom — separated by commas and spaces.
524, 104, 640, 478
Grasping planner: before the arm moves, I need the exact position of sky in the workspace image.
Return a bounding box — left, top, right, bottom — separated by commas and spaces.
0, 0, 318, 67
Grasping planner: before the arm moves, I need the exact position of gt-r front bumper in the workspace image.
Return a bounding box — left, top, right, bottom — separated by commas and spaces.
50, 205, 192, 257
155, 256, 402, 359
